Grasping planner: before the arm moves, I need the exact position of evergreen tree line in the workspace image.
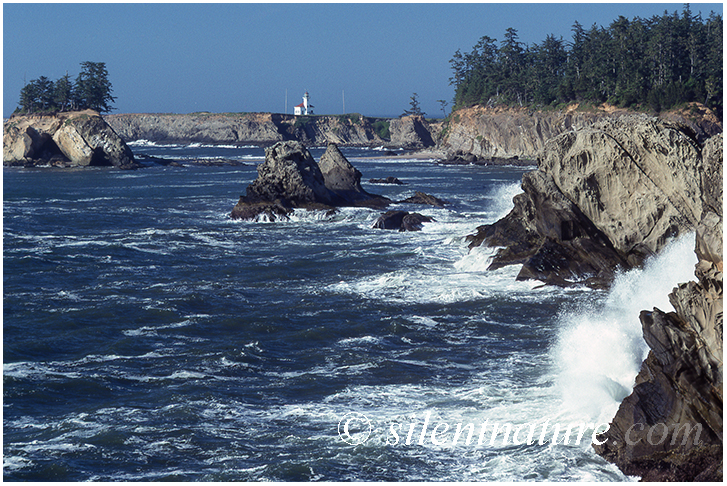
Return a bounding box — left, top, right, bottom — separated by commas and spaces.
450, 6, 723, 115
16, 61, 116, 114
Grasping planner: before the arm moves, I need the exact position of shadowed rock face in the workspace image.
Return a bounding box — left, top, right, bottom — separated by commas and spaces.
467, 116, 715, 289
4, 110, 137, 168
230, 141, 389, 220
586, 134, 723, 481
593, 137, 722, 480
372, 210, 434, 232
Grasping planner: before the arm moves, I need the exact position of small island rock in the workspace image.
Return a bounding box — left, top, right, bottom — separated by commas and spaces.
231, 141, 389, 220
4, 110, 137, 168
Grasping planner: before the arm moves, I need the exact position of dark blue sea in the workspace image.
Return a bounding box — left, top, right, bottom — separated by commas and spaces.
3, 142, 697, 481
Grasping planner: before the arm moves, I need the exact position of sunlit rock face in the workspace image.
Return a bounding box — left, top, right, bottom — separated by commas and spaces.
4, 110, 137, 168
467, 116, 715, 289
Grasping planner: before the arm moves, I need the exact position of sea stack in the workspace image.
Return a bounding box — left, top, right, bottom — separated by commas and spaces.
3, 110, 137, 169
230, 141, 389, 221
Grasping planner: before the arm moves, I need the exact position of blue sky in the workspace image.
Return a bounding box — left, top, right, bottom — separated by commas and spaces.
3, 3, 723, 118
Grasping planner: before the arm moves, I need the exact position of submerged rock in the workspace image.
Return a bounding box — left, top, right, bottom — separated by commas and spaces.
369, 176, 405, 185
468, 115, 715, 288
4, 110, 137, 168
398, 191, 449, 207
372, 210, 434, 232
231, 141, 388, 220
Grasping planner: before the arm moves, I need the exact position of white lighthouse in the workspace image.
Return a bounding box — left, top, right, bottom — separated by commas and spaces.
294, 91, 313, 115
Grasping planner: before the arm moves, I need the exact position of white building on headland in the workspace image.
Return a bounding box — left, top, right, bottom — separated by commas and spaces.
294, 91, 313, 115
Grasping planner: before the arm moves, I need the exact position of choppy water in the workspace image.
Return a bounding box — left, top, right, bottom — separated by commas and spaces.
3, 143, 697, 481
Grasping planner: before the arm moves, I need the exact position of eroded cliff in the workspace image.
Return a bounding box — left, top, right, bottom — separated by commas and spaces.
467, 115, 716, 289
593, 134, 722, 481
104, 112, 434, 148
439, 103, 721, 161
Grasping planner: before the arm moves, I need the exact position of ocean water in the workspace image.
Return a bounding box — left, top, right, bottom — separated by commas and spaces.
3, 143, 698, 481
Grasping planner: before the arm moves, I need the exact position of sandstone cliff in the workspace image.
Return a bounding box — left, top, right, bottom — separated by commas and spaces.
105, 112, 439, 148
593, 134, 723, 481
439, 103, 721, 161
4, 110, 137, 168
467, 115, 717, 289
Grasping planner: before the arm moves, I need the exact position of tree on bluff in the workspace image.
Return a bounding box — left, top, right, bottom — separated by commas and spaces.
74, 62, 116, 113
15, 61, 116, 114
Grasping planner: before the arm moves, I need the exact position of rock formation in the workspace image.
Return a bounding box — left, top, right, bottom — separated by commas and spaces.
372, 210, 434, 232
105, 112, 440, 148
398, 191, 449, 207
389, 115, 438, 149
593, 134, 723, 481
369, 177, 405, 185
467, 115, 715, 288
439, 103, 721, 161
318, 143, 387, 206
230, 141, 388, 221
4, 110, 137, 168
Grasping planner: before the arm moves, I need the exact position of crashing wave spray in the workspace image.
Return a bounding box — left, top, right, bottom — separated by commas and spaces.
552, 233, 697, 424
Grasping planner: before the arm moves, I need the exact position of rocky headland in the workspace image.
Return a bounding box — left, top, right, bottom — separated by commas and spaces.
467, 111, 722, 480
437, 102, 722, 163
467, 115, 719, 289
105, 112, 442, 149
4, 110, 138, 169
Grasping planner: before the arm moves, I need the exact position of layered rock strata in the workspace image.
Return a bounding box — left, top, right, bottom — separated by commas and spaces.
467, 116, 716, 288
593, 134, 723, 481
4, 110, 137, 168
439, 103, 721, 161
230, 141, 388, 221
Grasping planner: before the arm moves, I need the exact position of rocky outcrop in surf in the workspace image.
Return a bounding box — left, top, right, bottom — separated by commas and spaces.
4, 110, 137, 169
230, 141, 389, 221
467, 115, 717, 289
372, 210, 434, 232
593, 134, 723, 481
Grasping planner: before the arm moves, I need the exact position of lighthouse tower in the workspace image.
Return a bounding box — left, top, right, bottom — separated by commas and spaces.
294, 91, 314, 116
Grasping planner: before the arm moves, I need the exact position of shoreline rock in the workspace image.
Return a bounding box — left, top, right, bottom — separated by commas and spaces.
467, 115, 715, 289
372, 210, 434, 232
593, 135, 723, 480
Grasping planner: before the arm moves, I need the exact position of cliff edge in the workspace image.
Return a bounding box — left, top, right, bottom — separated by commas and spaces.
439, 103, 721, 161
467, 115, 715, 289
593, 134, 722, 481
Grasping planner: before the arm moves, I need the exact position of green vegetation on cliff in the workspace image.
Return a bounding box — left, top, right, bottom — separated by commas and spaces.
450, 6, 723, 116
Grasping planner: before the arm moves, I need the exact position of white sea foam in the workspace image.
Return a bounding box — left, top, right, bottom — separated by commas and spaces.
487, 182, 522, 221
553, 232, 698, 424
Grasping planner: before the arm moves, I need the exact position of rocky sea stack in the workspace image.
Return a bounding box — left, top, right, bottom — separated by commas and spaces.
230, 141, 389, 221
4, 110, 137, 169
